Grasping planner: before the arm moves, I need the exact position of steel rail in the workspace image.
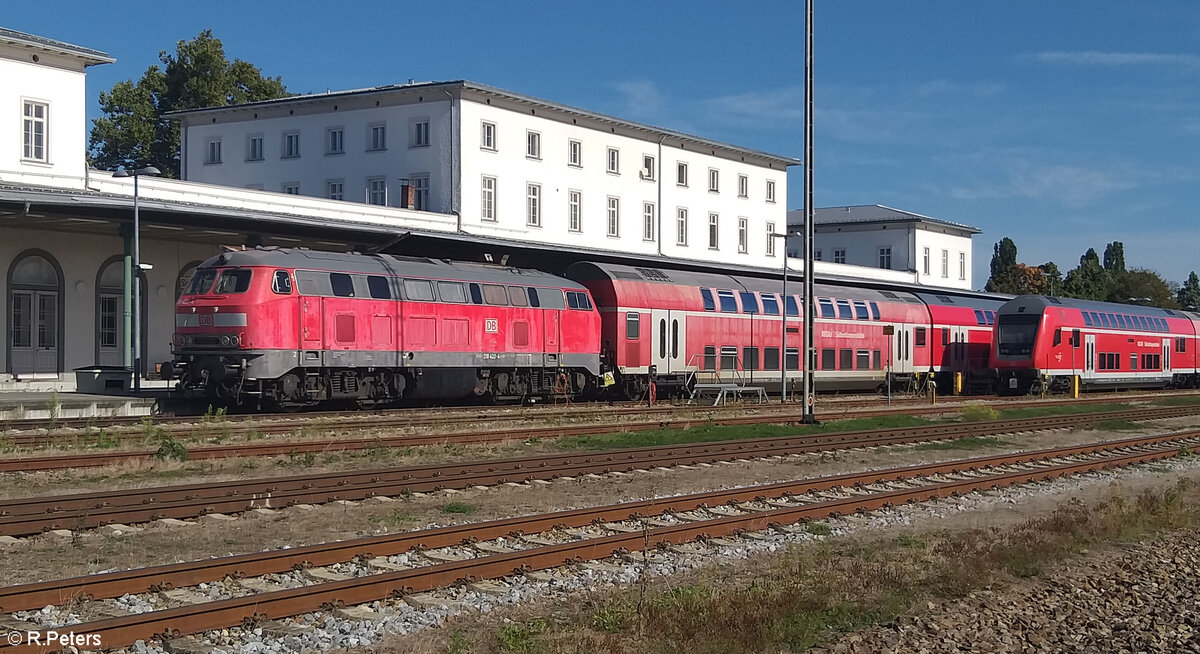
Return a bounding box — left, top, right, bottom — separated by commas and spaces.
3, 432, 1193, 653
0, 405, 1195, 537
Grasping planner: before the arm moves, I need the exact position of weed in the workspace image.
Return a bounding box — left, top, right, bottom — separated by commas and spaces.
401, 489, 415, 501
285, 449, 316, 467
804, 522, 832, 536
591, 604, 630, 633
1179, 446, 1194, 458
448, 629, 470, 654
140, 417, 165, 444
153, 435, 189, 462
496, 618, 548, 653
369, 509, 417, 526
46, 391, 61, 430
93, 429, 118, 449
959, 405, 998, 422
894, 533, 926, 549
1091, 419, 1142, 431
442, 501, 477, 515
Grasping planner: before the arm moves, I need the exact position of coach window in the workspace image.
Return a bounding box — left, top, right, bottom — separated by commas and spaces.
626, 312, 640, 339
854, 301, 869, 320
872, 350, 882, 370
1052, 328, 1062, 346
214, 269, 253, 293
761, 294, 780, 316
700, 288, 716, 311
869, 301, 881, 321
438, 281, 467, 303
1098, 314, 1110, 328
720, 346, 738, 370
785, 347, 800, 370
986, 311, 996, 326
856, 349, 870, 369
367, 276, 391, 299
743, 346, 759, 371
483, 284, 509, 306
839, 349, 853, 369
818, 299, 835, 319
703, 346, 717, 370
1141, 316, 1151, 331
1082, 312, 1092, 327
739, 291, 759, 314
717, 290, 738, 312
271, 270, 293, 294
1177, 337, 1186, 353
915, 328, 927, 347
659, 320, 667, 359
821, 348, 835, 370
764, 347, 780, 371
1115, 315, 1126, 329
403, 279, 434, 302
836, 299, 852, 319
1131, 354, 1139, 370
786, 295, 799, 317
329, 273, 355, 297
508, 286, 529, 307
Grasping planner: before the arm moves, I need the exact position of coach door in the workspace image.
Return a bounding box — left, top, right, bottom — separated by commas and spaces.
1163, 339, 1172, 375
651, 309, 669, 374
544, 309, 561, 366
1083, 334, 1096, 381
300, 296, 323, 351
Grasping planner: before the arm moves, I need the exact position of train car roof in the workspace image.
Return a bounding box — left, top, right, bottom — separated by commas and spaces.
912, 291, 1006, 310
199, 248, 586, 289
998, 294, 1190, 318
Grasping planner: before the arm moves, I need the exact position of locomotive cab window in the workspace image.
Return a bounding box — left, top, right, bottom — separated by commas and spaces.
367, 276, 391, 299
214, 269, 253, 294
527, 288, 540, 307
271, 270, 293, 295
330, 273, 355, 297
626, 312, 640, 339
186, 268, 218, 295
469, 283, 484, 304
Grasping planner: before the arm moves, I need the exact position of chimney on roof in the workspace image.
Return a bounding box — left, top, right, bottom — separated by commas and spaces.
408, 78, 415, 84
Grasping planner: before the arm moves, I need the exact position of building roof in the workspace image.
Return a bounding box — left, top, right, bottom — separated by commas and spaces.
787, 204, 981, 234
0, 27, 114, 66
166, 80, 800, 168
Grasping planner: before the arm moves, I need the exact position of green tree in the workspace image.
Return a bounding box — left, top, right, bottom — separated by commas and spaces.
985, 237, 1022, 294
1037, 261, 1063, 296
1112, 268, 1180, 309
1063, 248, 1110, 301
1177, 271, 1200, 309
88, 30, 291, 177
1102, 241, 1126, 274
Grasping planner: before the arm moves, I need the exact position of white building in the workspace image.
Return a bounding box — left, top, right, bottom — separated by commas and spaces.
787, 205, 979, 290
172, 82, 797, 270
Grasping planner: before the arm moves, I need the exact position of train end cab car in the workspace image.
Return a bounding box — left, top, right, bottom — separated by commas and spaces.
993, 295, 1199, 395
914, 291, 1006, 394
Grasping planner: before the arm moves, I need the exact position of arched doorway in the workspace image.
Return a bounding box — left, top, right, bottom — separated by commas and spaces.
95, 257, 147, 368
8, 250, 63, 376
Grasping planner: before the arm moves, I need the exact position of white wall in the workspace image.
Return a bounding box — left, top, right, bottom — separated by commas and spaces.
789, 222, 975, 290
0, 46, 89, 181
915, 227, 973, 288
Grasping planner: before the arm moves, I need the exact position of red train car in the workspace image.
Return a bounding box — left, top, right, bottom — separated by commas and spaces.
993, 295, 1200, 394
913, 291, 1005, 393
165, 249, 601, 408
566, 262, 1002, 396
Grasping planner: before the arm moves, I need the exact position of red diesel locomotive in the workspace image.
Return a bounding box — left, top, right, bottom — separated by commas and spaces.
165, 249, 601, 408
993, 295, 1200, 394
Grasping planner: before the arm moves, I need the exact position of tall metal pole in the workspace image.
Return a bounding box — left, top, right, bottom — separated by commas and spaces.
801, 0, 817, 423
781, 253, 787, 403
132, 174, 142, 392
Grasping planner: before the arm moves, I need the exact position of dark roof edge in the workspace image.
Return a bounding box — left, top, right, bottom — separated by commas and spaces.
0, 27, 114, 65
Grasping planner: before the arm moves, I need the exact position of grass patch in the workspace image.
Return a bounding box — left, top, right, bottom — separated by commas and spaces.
554, 415, 936, 451
440, 478, 1200, 654
994, 402, 1130, 421
1090, 419, 1143, 431
1152, 395, 1200, 407
915, 436, 1012, 451
442, 501, 477, 515
958, 405, 999, 422
369, 509, 418, 526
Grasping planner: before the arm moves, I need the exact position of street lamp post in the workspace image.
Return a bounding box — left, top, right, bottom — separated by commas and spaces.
113, 166, 161, 392
770, 233, 791, 403
801, 0, 817, 424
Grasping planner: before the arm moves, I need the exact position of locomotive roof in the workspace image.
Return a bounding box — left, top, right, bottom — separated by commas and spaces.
198, 248, 586, 289
998, 294, 1190, 318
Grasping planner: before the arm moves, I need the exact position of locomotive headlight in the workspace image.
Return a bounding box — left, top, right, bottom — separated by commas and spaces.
182, 335, 194, 346
220, 335, 232, 347
229, 335, 240, 347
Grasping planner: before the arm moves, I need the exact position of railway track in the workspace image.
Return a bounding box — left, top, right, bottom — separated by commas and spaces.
2, 429, 1196, 653
2, 395, 1194, 473
2, 404, 1195, 537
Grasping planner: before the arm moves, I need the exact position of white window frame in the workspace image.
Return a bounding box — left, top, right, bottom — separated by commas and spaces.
737, 174, 749, 198
959, 252, 967, 280
568, 139, 582, 167
941, 249, 950, 278
676, 208, 688, 246
326, 180, 344, 201
708, 168, 719, 193
641, 154, 655, 181
412, 174, 430, 211
568, 190, 582, 232
708, 213, 719, 249
368, 177, 387, 206
766, 180, 776, 203
481, 176, 497, 222
766, 222, 776, 256
737, 217, 749, 253
526, 183, 542, 227
879, 247, 892, 269
481, 121, 497, 151
282, 182, 300, 195
411, 119, 430, 148
643, 202, 656, 241
368, 123, 387, 151
204, 138, 222, 165
606, 147, 620, 174
923, 247, 931, 275
677, 162, 688, 187
325, 127, 344, 155
834, 248, 846, 264
606, 196, 620, 237
21, 99, 48, 162
282, 131, 300, 158
246, 134, 264, 162
526, 130, 541, 160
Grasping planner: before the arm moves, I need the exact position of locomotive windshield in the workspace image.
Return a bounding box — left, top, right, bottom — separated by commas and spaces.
185, 268, 218, 295
996, 315, 1040, 356
213, 269, 253, 294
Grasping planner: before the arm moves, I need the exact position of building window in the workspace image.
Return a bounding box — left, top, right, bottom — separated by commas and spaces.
568, 190, 582, 232
676, 208, 688, 246
923, 247, 931, 275
815, 249, 822, 261
204, 138, 222, 165
22, 100, 48, 162
941, 249, 949, 277
959, 252, 967, 280
326, 127, 344, 155
481, 121, 496, 151
282, 183, 300, 195
481, 176, 496, 222
766, 222, 776, 256
526, 183, 541, 227
737, 218, 749, 253
643, 202, 656, 241
568, 139, 582, 167
281, 131, 300, 158
879, 247, 892, 269
641, 155, 655, 180
607, 147, 620, 174
708, 213, 719, 249
766, 180, 776, 203
606, 196, 620, 237
411, 119, 430, 148
738, 174, 748, 198
246, 135, 264, 161
708, 168, 719, 192
368, 177, 387, 205
368, 123, 387, 151
834, 248, 846, 264
327, 180, 344, 201
520, 131, 538, 160
412, 175, 430, 211
677, 162, 688, 186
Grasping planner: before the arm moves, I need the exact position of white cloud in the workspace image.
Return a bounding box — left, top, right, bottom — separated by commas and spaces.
1026, 51, 1200, 69
612, 79, 668, 122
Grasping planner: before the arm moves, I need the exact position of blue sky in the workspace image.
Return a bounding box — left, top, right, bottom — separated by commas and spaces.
13, 1, 1200, 287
